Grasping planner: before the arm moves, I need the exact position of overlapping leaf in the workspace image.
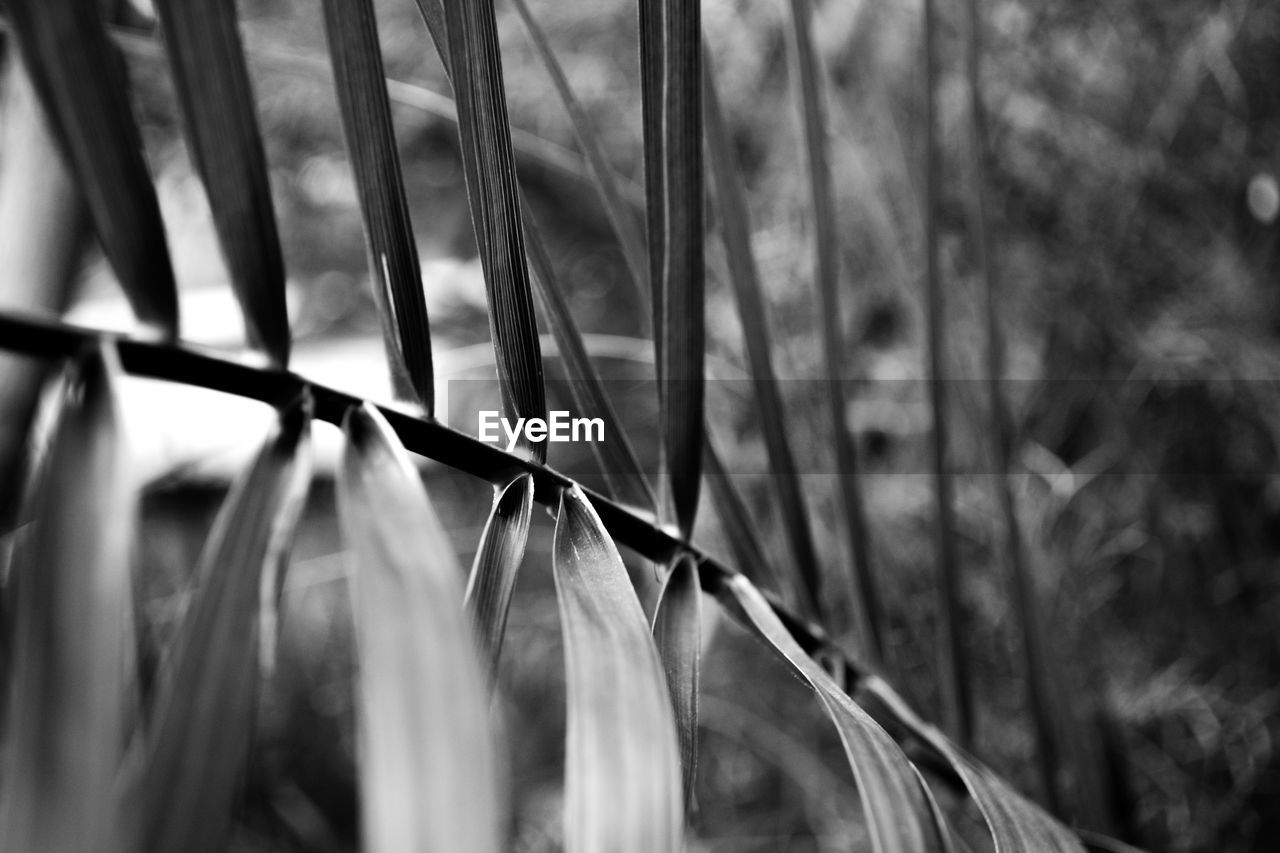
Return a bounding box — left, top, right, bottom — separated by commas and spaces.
0, 346, 134, 853
703, 55, 821, 621
154, 0, 290, 366
438, 0, 548, 463
723, 575, 951, 853
864, 677, 1086, 853
321, 0, 435, 410
651, 554, 701, 815
4, 0, 178, 337
134, 394, 312, 853
465, 473, 535, 673
553, 485, 682, 852
338, 403, 502, 853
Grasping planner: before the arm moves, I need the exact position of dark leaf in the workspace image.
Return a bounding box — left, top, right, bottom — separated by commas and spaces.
4, 0, 178, 337
322, 0, 435, 410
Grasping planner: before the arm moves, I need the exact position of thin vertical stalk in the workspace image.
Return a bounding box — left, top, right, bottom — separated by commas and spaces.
784, 0, 881, 660
922, 0, 971, 745
963, 0, 1059, 809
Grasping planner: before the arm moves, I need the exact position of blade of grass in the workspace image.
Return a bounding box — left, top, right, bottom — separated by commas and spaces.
465, 472, 535, 673
0, 56, 88, 531
961, 0, 1061, 813
651, 554, 701, 817
703, 54, 822, 623
0, 344, 133, 852
523, 208, 656, 513
722, 574, 951, 853
864, 678, 1086, 852
321, 0, 435, 411
338, 402, 503, 853
3, 0, 178, 338
554, 485, 682, 851
655, 0, 704, 537
439, 0, 548, 463
509, 0, 648, 296
153, 0, 289, 366
920, 0, 971, 746
784, 0, 882, 661
135, 394, 313, 853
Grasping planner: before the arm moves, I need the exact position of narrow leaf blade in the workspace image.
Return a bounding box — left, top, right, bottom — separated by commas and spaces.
4, 0, 178, 337
338, 403, 502, 853
638, 0, 665, 333
0, 345, 134, 852
554, 485, 682, 852
783, 0, 883, 661
651, 554, 701, 815
703, 54, 822, 622
656, 0, 705, 536
465, 473, 535, 673
154, 0, 291, 365
723, 575, 951, 853
440, 0, 548, 462
510, 0, 648, 294
321, 0, 435, 410
136, 396, 313, 853
523, 208, 656, 513
864, 677, 1087, 853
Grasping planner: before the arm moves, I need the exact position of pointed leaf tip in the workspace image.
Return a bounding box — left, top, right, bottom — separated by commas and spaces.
554, 485, 683, 852
466, 473, 535, 674
652, 554, 702, 816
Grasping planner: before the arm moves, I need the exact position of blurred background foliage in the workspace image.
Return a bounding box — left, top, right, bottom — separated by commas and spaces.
6, 0, 1280, 850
